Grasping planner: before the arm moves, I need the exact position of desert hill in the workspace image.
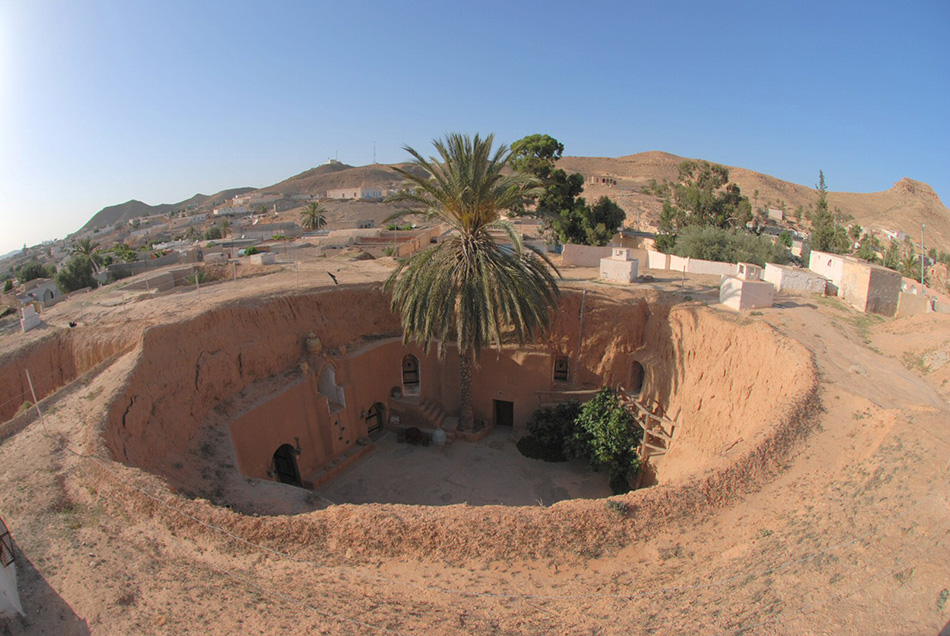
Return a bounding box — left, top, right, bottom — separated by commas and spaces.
561, 152, 950, 250
81, 187, 256, 230
263, 161, 426, 197
76, 152, 950, 252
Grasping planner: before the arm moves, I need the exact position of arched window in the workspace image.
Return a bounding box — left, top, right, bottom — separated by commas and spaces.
402, 355, 420, 395
630, 361, 645, 396
553, 356, 569, 382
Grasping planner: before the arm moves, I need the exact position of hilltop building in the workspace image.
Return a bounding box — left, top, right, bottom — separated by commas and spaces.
327, 187, 383, 201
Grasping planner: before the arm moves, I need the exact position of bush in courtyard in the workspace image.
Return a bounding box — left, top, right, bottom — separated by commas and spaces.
244, 246, 259, 256
567, 388, 642, 494
516, 402, 582, 462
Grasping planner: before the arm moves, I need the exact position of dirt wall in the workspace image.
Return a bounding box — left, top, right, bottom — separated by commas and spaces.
86, 283, 820, 562
104, 284, 813, 492
103, 285, 402, 470
0, 327, 134, 422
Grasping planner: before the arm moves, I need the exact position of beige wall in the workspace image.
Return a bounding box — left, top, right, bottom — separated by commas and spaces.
104, 285, 815, 492
840, 261, 901, 316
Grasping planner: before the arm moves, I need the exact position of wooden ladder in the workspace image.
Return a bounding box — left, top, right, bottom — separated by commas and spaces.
618, 388, 678, 489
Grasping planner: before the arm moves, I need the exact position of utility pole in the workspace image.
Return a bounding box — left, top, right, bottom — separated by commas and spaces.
921, 223, 925, 286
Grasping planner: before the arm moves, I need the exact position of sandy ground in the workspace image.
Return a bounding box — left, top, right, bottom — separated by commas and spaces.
0, 255, 949, 634
320, 428, 612, 507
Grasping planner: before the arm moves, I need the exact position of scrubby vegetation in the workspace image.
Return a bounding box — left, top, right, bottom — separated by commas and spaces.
509, 134, 625, 246
672, 225, 791, 267
16, 260, 57, 283
515, 402, 581, 462
517, 388, 642, 494
56, 254, 97, 293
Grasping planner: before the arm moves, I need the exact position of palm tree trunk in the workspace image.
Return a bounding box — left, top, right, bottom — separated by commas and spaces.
458, 349, 474, 431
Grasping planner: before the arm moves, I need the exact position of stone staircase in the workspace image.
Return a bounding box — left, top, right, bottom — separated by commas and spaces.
419, 398, 447, 429
388, 395, 458, 443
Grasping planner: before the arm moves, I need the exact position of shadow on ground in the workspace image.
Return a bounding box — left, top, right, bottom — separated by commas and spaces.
2, 548, 89, 636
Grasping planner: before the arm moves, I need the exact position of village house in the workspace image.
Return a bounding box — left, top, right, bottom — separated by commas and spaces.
327, 187, 383, 200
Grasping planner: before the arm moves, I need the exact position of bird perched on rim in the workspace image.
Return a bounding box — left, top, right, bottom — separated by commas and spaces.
327, 271, 338, 285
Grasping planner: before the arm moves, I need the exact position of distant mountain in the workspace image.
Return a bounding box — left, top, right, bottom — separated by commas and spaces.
262, 161, 424, 196
81, 187, 256, 230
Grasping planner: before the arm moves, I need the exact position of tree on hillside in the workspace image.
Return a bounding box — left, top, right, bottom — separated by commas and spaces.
653, 160, 753, 252
385, 133, 560, 431
510, 134, 625, 245
855, 234, 880, 263
848, 223, 863, 244
15, 261, 56, 283
56, 255, 97, 294
300, 202, 327, 231
510, 134, 564, 179
219, 219, 232, 238
73, 238, 104, 272
807, 171, 849, 254
554, 195, 626, 246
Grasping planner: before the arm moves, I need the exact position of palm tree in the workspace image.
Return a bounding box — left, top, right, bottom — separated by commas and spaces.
385, 133, 560, 431
72, 237, 104, 272
300, 202, 327, 231
219, 218, 232, 238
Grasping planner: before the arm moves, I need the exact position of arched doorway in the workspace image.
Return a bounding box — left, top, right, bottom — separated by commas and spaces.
365, 402, 386, 436
272, 444, 302, 486
630, 361, 645, 395
402, 355, 420, 395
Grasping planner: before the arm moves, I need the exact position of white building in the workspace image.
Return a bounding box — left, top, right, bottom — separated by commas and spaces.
213, 205, 250, 217
327, 187, 383, 200
232, 193, 280, 207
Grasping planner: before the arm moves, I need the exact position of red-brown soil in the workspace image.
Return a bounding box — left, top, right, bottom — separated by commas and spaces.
0, 256, 948, 634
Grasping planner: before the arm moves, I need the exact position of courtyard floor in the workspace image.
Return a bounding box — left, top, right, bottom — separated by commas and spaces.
318, 427, 612, 506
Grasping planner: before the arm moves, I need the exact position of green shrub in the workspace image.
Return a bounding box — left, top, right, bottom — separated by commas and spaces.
16, 261, 56, 283
2, 279, 12, 292
672, 225, 791, 267
516, 402, 581, 462
56, 255, 96, 294
567, 388, 642, 495
244, 246, 259, 256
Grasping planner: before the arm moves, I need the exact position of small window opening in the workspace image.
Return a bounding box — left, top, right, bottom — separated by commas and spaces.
553, 356, 569, 382
630, 361, 645, 396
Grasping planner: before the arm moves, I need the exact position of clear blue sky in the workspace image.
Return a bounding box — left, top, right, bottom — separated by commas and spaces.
1, 0, 948, 255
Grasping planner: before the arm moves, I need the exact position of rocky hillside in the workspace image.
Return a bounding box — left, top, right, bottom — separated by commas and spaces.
562, 152, 950, 250
77, 152, 950, 251
81, 187, 256, 230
